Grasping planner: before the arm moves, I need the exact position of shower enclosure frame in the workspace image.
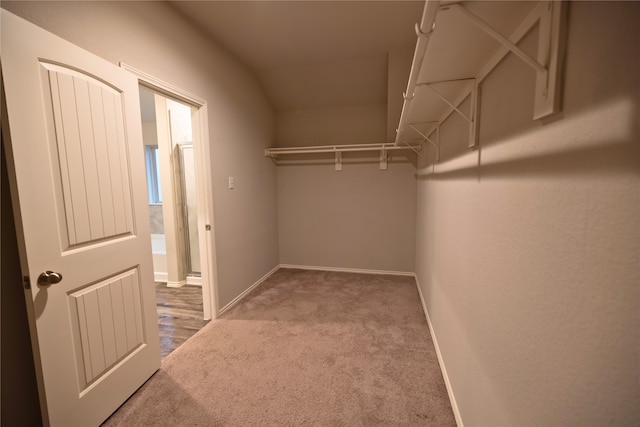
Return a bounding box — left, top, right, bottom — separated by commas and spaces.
177, 143, 200, 276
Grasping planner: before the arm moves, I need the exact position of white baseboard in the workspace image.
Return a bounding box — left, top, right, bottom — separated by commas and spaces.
154, 272, 168, 283
218, 264, 280, 316
186, 275, 202, 286
166, 280, 186, 288
414, 275, 464, 427
279, 264, 415, 277
154, 272, 202, 286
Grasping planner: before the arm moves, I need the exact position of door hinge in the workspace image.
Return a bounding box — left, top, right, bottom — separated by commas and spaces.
23, 276, 31, 289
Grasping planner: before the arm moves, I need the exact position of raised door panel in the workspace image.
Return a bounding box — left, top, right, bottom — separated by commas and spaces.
69, 269, 145, 391
41, 62, 134, 250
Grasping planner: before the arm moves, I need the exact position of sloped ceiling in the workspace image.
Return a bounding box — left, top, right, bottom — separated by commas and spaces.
169, 1, 424, 112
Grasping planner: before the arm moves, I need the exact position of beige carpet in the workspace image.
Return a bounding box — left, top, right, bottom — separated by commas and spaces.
104, 268, 455, 426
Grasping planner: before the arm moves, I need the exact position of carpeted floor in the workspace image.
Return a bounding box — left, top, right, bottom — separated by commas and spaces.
103, 268, 455, 426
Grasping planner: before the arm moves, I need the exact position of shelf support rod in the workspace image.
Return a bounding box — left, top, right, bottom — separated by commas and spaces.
407, 124, 434, 141
408, 124, 438, 161
402, 141, 423, 159
434, 124, 440, 165
420, 77, 476, 85
419, 83, 473, 124
469, 82, 481, 148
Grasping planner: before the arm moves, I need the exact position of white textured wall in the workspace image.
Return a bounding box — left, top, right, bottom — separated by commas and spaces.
278, 157, 416, 273
274, 52, 417, 273
415, 2, 640, 426
1, 1, 278, 309
276, 104, 388, 147
141, 122, 158, 147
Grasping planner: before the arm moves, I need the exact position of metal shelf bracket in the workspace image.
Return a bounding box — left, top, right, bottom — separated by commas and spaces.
408, 123, 439, 162
416, 78, 479, 148
450, 1, 566, 120
469, 81, 481, 149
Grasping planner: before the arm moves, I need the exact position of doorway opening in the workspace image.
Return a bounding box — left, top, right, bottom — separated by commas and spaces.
121, 62, 218, 351
139, 86, 211, 357
140, 87, 201, 288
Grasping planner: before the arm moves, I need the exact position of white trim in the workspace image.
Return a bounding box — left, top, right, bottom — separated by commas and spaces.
192, 103, 217, 320
166, 280, 186, 288
153, 272, 168, 283
186, 275, 202, 286
120, 62, 217, 321
218, 265, 281, 316
153, 273, 200, 287
414, 274, 464, 427
120, 63, 205, 106
278, 264, 415, 277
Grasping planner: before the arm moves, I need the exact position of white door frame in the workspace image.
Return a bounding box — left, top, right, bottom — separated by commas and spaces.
120, 63, 218, 320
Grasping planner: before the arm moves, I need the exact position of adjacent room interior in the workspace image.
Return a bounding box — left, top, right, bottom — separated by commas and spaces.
1, 1, 638, 426
139, 85, 210, 358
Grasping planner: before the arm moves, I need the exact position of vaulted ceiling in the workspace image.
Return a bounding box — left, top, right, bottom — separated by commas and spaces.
169, 1, 424, 112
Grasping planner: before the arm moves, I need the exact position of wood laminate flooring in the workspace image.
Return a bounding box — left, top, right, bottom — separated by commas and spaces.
155, 282, 209, 358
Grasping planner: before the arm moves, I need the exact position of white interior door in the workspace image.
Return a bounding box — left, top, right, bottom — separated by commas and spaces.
1, 10, 160, 426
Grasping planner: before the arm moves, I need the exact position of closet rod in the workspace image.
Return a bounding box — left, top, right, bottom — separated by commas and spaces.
268, 142, 392, 152
265, 144, 420, 157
